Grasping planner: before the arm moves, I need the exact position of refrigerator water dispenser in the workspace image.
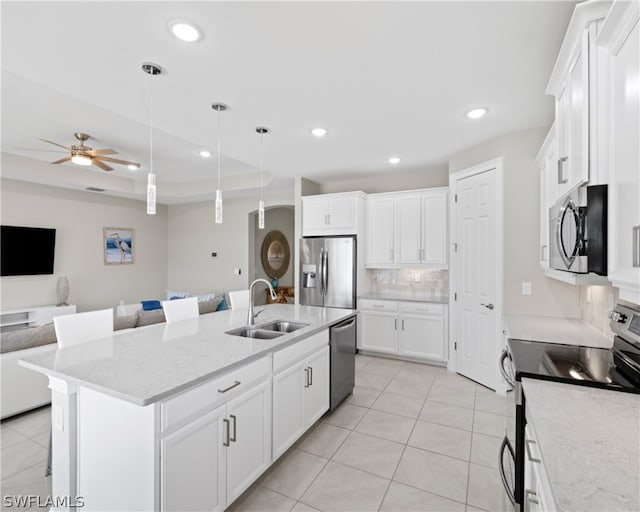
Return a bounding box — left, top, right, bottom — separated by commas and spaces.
302, 264, 317, 288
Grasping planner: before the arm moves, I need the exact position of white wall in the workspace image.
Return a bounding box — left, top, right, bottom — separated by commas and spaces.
318, 165, 449, 194
448, 127, 581, 318
0, 179, 168, 311
167, 192, 294, 297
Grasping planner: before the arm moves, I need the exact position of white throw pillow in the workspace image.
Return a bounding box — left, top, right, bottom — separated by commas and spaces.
196, 292, 216, 303
166, 289, 189, 300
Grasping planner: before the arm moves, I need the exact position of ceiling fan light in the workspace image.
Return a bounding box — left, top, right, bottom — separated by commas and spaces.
71, 154, 92, 166
127, 164, 140, 170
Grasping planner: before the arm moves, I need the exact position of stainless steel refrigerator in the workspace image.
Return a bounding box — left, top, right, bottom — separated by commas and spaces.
299, 236, 356, 309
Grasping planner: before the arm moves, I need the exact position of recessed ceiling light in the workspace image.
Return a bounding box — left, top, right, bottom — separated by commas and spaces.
466, 107, 488, 119
169, 20, 201, 42
388, 156, 401, 165
310, 128, 328, 137
127, 164, 139, 170
200, 150, 211, 158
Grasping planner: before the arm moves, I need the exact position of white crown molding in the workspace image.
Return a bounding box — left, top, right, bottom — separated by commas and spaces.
597, 0, 640, 54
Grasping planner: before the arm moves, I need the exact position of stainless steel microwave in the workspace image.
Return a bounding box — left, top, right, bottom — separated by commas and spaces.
549, 184, 607, 275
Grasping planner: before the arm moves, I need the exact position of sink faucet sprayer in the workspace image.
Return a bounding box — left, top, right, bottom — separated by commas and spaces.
248, 279, 278, 326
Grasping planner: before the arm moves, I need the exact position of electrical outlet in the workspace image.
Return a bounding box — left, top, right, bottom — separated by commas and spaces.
522, 282, 532, 295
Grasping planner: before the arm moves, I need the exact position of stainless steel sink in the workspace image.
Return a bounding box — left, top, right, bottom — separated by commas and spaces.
225, 327, 284, 340
258, 320, 309, 333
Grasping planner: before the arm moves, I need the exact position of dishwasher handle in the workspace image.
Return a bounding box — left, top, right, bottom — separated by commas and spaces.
331, 317, 356, 334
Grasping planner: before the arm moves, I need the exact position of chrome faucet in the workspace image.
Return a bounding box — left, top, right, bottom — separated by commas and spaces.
248, 278, 278, 325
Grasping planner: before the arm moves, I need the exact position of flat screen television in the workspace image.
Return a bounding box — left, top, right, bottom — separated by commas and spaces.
1, 225, 56, 276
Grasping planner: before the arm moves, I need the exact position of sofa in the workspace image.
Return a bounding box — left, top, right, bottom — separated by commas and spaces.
0, 297, 224, 419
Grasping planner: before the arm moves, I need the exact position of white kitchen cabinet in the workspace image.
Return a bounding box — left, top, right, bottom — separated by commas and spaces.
524, 425, 556, 512
161, 406, 226, 512
537, 125, 555, 270
366, 188, 448, 268
366, 196, 395, 265
302, 191, 366, 236
272, 342, 330, 459
598, 0, 640, 305
359, 298, 447, 363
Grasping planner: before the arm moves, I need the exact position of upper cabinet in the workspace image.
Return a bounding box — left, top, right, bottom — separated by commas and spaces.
597, 0, 640, 304
366, 188, 448, 269
546, 1, 613, 201
536, 125, 556, 270
301, 191, 366, 236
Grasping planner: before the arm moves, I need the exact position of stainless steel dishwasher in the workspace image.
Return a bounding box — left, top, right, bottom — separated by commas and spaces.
329, 315, 356, 410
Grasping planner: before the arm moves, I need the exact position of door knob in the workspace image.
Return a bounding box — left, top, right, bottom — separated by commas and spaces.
481, 303, 495, 310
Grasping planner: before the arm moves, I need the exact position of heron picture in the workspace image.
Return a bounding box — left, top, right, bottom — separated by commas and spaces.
104, 228, 134, 265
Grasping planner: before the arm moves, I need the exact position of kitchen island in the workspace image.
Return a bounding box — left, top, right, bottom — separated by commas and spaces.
20, 304, 357, 511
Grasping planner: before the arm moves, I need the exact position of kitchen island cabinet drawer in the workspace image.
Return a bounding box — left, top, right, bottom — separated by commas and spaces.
358, 299, 398, 312
272, 329, 328, 373
161, 356, 271, 432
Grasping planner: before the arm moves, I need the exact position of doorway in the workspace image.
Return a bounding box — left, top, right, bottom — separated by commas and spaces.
449, 158, 503, 391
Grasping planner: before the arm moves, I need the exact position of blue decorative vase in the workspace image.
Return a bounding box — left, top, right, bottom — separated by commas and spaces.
271, 277, 279, 289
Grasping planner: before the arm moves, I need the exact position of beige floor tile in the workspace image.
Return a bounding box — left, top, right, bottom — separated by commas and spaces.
261, 449, 328, 500
432, 373, 477, 392
371, 391, 424, 419
385, 377, 430, 399
474, 387, 514, 416
408, 421, 471, 461
355, 409, 416, 444
233, 485, 296, 512
473, 411, 514, 439
420, 401, 474, 431
297, 423, 350, 459
2, 407, 51, 438
355, 372, 393, 391
0, 462, 51, 511
346, 387, 382, 408
394, 446, 469, 503
323, 404, 367, 430
332, 431, 404, 479
428, 387, 476, 409
380, 481, 466, 512
30, 432, 50, 449
1, 438, 48, 480
466, 506, 488, 512
355, 358, 370, 373
361, 361, 404, 379
291, 501, 321, 512
301, 461, 389, 512
470, 433, 502, 469
1, 428, 28, 449
467, 463, 511, 512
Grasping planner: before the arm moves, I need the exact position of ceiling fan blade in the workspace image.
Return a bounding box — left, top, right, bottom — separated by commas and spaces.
93, 159, 114, 172
40, 139, 71, 150
86, 148, 117, 156
51, 157, 72, 164
98, 156, 140, 167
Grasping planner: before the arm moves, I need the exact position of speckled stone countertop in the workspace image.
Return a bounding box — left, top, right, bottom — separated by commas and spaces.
20, 304, 356, 406
522, 378, 640, 511
358, 292, 448, 304
504, 314, 612, 348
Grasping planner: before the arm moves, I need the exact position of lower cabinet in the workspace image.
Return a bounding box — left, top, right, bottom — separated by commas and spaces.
273, 346, 330, 459
161, 379, 272, 511
524, 425, 555, 511
359, 299, 448, 362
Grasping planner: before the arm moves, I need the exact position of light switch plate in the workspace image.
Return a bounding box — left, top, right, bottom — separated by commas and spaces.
522, 282, 532, 295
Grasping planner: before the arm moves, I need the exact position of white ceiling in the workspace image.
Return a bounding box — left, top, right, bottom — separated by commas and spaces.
1, 1, 576, 203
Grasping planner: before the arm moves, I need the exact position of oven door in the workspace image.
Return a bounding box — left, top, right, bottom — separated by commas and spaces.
497, 349, 516, 505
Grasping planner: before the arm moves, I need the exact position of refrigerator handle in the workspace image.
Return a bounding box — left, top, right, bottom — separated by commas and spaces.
319, 248, 325, 296
323, 248, 329, 296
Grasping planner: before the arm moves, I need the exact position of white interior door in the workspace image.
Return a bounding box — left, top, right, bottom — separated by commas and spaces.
455, 168, 499, 389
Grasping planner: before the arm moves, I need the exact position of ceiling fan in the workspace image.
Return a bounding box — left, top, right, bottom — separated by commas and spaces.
40, 132, 141, 172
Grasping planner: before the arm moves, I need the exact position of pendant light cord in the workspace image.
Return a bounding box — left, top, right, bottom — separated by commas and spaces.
149, 71, 154, 175
259, 130, 264, 201
217, 109, 221, 190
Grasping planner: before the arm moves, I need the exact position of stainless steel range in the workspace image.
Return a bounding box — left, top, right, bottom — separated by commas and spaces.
498, 303, 640, 510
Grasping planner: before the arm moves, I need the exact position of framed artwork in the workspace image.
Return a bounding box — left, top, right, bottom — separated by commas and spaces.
104, 228, 134, 265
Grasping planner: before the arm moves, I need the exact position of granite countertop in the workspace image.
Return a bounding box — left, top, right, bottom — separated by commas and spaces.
20, 304, 356, 407
503, 314, 612, 349
358, 292, 448, 304
522, 378, 640, 511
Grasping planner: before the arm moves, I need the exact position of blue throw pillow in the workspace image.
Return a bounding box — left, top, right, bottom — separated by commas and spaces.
216, 295, 229, 311
141, 300, 162, 311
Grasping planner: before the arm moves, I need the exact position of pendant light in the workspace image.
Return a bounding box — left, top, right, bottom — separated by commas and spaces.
142, 62, 162, 215
211, 103, 227, 223
256, 127, 269, 229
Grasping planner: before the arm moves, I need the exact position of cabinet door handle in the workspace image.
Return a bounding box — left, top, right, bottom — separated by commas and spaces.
540, 244, 547, 262
218, 380, 241, 394
525, 489, 539, 507
557, 157, 568, 184
633, 226, 640, 268
304, 368, 310, 388
401, 319, 405, 330
394, 318, 398, 330
525, 438, 541, 463
223, 418, 230, 447
229, 414, 237, 443
308, 366, 313, 386
372, 304, 385, 308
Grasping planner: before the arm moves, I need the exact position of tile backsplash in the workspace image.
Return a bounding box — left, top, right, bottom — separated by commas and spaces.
580, 285, 618, 339
367, 269, 448, 297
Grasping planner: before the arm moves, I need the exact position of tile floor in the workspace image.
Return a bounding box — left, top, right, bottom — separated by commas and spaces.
230, 354, 515, 512
0, 354, 515, 512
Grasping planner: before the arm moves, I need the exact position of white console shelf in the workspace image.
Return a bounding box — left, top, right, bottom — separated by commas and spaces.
0, 304, 76, 332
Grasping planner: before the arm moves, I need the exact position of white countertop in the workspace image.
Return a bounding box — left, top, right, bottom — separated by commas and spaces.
358, 292, 448, 304
503, 314, 612, 348
20, 304, 356, 407
522, 378, 640, 512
